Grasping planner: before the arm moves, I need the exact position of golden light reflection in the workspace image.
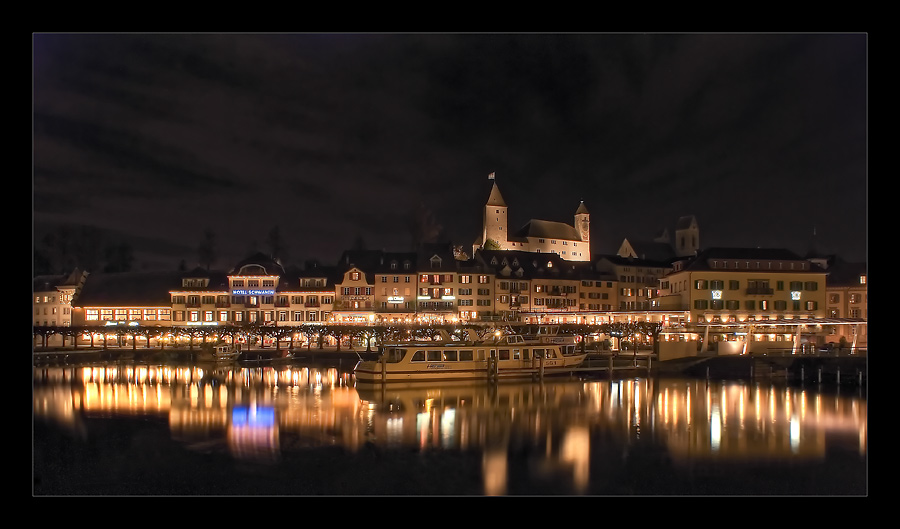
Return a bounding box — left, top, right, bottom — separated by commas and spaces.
35, 363, 867, 494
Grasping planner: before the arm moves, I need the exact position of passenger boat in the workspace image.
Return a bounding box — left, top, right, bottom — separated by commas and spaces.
353, 332, 587, 383
521, 324, 578, 345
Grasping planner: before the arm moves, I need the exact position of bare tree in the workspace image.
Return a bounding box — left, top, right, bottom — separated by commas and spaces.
266, 226, 289, 262
198, 228, 217, 270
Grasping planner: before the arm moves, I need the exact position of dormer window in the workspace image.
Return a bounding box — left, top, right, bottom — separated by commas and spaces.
390, 261, 397, 270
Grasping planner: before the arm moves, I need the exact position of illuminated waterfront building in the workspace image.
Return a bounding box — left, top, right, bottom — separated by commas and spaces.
32, 268, 87, 327
595, 255, 671, 311
655, 248, 828, 320
73, 270, 176, 329
58, 243, 862, 352
652, 247, 832, 350
476, 249, 620, 325
807, 255, 868, 348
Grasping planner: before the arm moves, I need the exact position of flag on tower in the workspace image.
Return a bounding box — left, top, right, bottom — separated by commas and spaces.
488, 172, 495, 180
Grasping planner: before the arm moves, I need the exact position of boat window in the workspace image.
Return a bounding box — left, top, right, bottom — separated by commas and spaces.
443, 350, 458, 362
387, 348, 405, 363
476, 349, 485, 361
411, 351, 426, 362
533, 348, 544, 359
426, 350, 442, 362
564, 345, 576, 356
513, 349, 520, 360
523, 348, 530, 360
459, 350, 474, 361
499, 349, 510, 360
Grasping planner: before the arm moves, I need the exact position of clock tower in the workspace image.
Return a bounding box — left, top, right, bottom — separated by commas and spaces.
575, 201, 590, 243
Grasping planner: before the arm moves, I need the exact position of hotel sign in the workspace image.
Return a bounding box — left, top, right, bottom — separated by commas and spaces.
232, 289, 275, 296
388, 296, 405, 303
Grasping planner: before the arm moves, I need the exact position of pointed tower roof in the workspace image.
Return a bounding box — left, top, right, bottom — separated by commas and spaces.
575, 201, 589, 215
486, 182, 506, 207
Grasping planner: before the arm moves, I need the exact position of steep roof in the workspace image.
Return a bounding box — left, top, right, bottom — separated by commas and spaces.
575, 201, 589, 215
513, 219, 580, 241
620, 239, 676, 262
595, 253, 674, 270
485, 182, 506, 207
675, 215, 697, 230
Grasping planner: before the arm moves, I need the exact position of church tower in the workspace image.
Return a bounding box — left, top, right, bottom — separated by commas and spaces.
574, 201, 590, 243
674, 215, 700, 257
483, 178, 508, 249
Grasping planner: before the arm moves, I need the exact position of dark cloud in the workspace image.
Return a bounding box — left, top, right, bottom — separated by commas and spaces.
33, 33, 867, 270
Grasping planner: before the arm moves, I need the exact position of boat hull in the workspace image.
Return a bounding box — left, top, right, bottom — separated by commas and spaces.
354, 355, 586, 383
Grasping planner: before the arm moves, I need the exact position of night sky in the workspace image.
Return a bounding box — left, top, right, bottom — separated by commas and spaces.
33, 33, 867, 271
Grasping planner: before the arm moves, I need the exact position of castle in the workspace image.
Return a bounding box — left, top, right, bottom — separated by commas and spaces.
473, 177, 591, 262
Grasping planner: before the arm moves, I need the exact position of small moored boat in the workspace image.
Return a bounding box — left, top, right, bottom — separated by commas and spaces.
353, 332, 586, 383
202, 343, 242, 363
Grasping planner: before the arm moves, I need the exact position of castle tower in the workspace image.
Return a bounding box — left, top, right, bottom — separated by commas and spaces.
574, 201, 590, 243
483, 178, 509, 249
674, 215, 700, 257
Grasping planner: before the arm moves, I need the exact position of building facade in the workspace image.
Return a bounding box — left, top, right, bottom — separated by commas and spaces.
654, 248, 828, 321
33, 269, 88, 327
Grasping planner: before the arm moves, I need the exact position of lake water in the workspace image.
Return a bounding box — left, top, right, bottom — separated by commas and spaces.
33, 360, 867, 496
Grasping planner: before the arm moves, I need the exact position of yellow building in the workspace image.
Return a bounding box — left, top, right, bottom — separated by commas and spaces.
656, 248, 827, 321
653, 247, 830, 352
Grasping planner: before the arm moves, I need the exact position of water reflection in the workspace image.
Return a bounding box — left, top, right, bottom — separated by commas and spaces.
33, 363, 866, 495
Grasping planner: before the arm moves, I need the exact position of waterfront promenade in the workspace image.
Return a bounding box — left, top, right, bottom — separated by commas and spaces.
32, 343, 866, 387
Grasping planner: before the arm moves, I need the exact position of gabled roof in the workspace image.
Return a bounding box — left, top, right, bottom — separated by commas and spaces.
595, 253, 674, 270
513, 219, 580, 241
619, 238, 676, 262
675, 215, 697, 230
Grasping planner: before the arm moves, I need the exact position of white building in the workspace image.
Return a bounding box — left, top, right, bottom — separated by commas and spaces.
474, 179, 590, 261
